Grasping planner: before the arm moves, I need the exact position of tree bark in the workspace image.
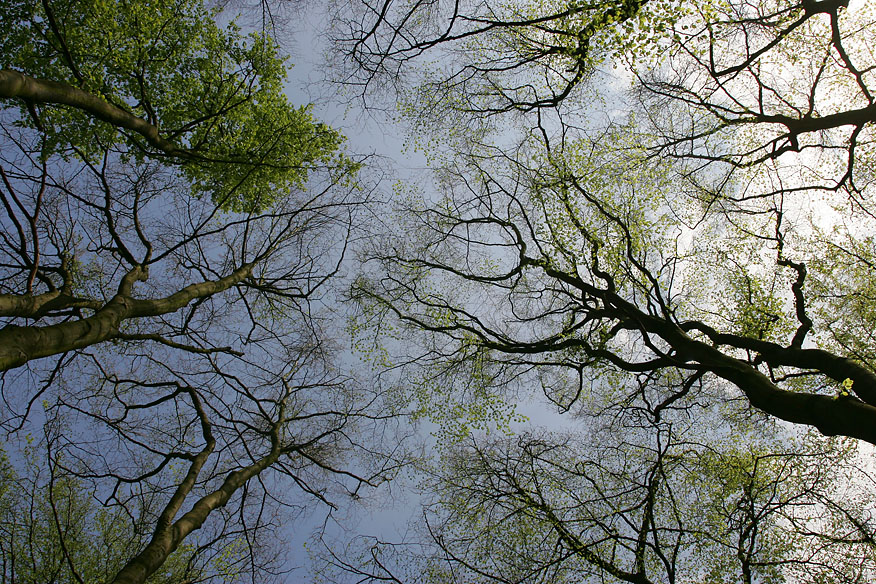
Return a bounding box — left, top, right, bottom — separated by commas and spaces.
0, 291, 102, 318
535, 261, 876, 445
0, 263, 253, 372
110, 441, 280, 584
0, 69, 187, 158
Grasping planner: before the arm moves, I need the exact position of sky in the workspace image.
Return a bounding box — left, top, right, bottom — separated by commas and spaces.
238, 6, 428, 579
5, 0, 871, 581
265, 7, 635, 580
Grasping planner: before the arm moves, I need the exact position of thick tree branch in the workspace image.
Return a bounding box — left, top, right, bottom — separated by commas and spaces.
111, 404, 287, 584
0, 291, 102, 319
0, 263, 253, 372
0, 69, 188, 159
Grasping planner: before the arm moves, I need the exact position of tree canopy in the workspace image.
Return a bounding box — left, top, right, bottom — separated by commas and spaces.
337, 0, 876, 452
0, 0, 355, 212
323, 0, 876, 581
0, 439, 209, 583
0, 1, 401, 583
4, 0, 876, 581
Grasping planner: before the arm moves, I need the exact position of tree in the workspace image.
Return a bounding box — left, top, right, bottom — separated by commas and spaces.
0, 436, 207, 583
349, 119, 876, 444
1, 0, 354, 214
0, 1, 403, 582
338, 0, 876, 447
330, 0, 874, 184
323, 0, 876, 580
321, 400, 876, 583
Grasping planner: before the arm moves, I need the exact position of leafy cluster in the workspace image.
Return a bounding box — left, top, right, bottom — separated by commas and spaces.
1, 0, 354, 211
0, 441, 205, 583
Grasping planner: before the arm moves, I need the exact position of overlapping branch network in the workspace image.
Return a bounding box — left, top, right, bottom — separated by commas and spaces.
0, 0, 401, 581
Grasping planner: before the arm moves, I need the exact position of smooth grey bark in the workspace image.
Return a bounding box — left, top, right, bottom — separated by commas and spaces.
109, 400, 286, 584
109, 451, 280, 584
0, 291, 102, 319
0, 69, 188, 158
0, 263, 254, 372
